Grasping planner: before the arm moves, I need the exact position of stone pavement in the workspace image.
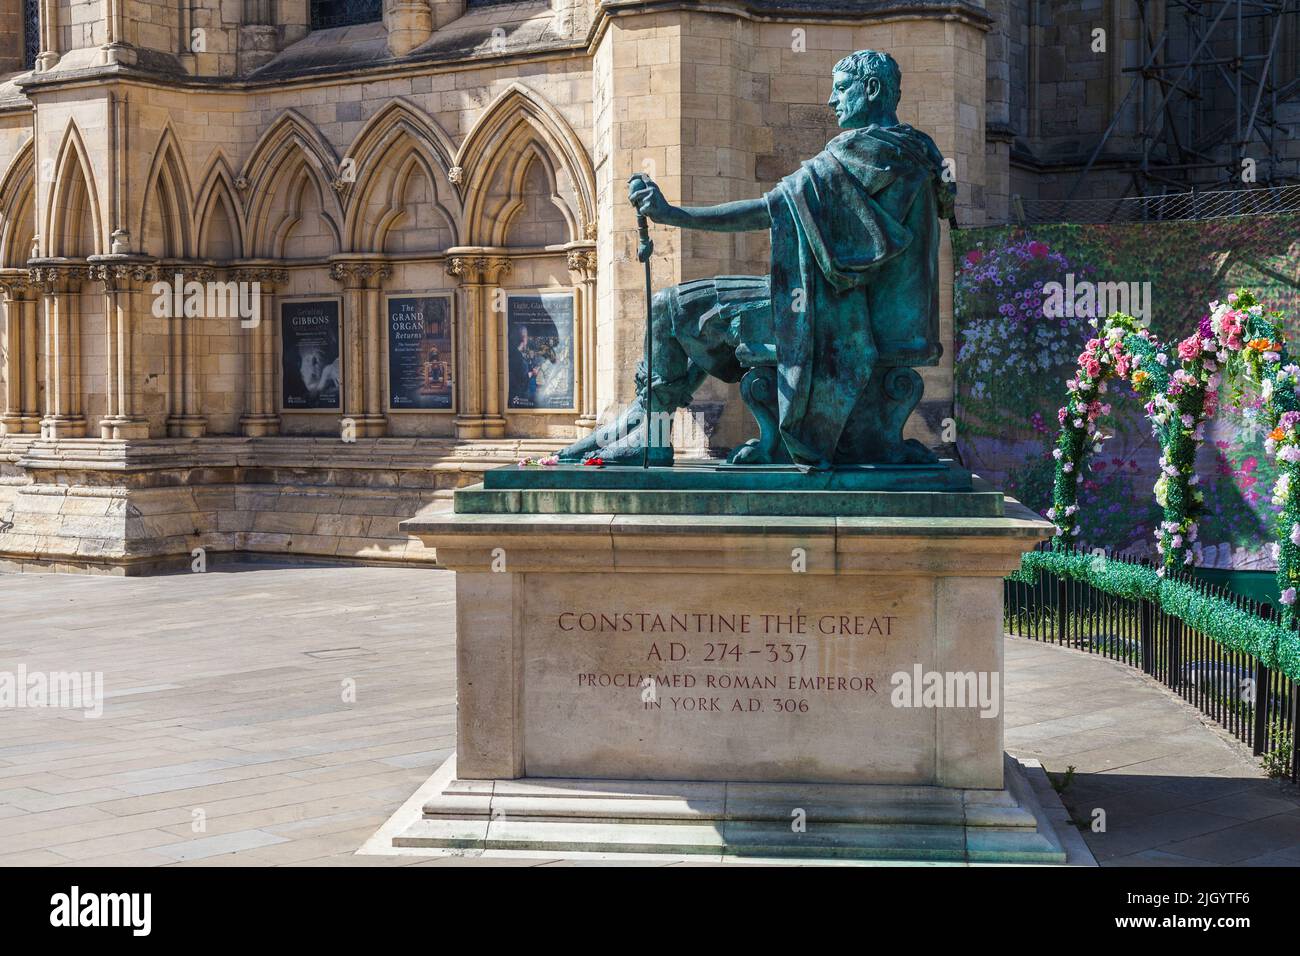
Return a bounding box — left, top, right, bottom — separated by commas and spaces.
1006, 639, 1300, 866
1, 564, 1297, 866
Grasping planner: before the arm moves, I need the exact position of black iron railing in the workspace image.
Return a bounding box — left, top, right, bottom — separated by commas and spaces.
1004, 546, 1299, 784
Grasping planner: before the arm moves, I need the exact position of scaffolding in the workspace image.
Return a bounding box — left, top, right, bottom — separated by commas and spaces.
1068, 0, 1300, 205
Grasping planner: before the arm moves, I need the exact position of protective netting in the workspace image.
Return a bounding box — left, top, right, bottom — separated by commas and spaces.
1015, 184, 1300, 225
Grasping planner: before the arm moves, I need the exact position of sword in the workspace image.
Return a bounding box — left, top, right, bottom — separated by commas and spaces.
629, 173, 655, 469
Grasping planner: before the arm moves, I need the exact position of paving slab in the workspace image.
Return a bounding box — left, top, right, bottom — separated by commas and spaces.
2, 566, 1298, 866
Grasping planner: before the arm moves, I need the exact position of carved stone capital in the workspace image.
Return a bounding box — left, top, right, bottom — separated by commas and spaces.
329, 260, 391, 288
154, 263, 217, 284
28, 263, 93, 293
92, 263, 128, 290
446, 255, 512, 284
230, 267, 289, 290
566, 249, 598, 278
444, 256, 473, 281
0, 271, 31, 300
90, 261, 161, 290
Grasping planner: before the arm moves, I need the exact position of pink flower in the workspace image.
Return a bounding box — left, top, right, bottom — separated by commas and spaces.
1282, 587, 1296, 606
1177, 335, 1201, 361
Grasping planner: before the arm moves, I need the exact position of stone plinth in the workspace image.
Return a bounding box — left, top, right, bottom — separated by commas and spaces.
396, 474, 1061, 862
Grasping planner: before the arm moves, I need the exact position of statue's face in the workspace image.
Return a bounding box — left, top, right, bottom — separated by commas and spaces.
828, 70, 878, 129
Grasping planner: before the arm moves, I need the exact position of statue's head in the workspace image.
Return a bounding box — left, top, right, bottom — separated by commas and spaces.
828, 49, 901, 129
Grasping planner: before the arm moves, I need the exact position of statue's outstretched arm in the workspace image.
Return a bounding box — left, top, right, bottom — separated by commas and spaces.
631, 180, 771, 233
660, 198, 771, 232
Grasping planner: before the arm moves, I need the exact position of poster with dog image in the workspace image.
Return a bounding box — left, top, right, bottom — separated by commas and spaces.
281, 300, 342, 410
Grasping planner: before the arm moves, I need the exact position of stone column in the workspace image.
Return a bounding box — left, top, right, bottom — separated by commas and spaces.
233, 265, 287, 437
329, 259, 390, 438
480, 256, 511, 439
566, 248, 598, 433
30, 263, 90, 438
446, 256, 484, 439
91, 259, 155, 439
166, 266, 210, 438
100, 0, 134, 65
240, 0, 280, 73
365, 281, 383, 426
430, 0, 466, 30
35, 0, 59, 70
0, 274, 40, 434
386, 0, 434, 58
446, 254, 510, 440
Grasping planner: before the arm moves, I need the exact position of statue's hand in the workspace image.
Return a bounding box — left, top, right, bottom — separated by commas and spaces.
630, 178, 673, 224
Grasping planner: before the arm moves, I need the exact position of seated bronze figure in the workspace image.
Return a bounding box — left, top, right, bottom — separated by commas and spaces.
559, 49, 955, 470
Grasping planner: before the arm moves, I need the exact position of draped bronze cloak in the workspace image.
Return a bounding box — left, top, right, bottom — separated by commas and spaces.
763, 124, 953, 468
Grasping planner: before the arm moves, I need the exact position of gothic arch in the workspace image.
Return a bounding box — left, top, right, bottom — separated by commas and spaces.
341, 98, 460, 251
242, 110, 343, 257
491, 143, 572, 248
455, 83, 596, 246
194, 152, 247, 261
0, 138, 35, 267
138, 124, 196, 259
44, 120, 103, 258
373, 151, 459, 253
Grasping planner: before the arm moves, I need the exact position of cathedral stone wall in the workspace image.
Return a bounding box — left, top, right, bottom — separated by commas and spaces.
0, 0, 991, 572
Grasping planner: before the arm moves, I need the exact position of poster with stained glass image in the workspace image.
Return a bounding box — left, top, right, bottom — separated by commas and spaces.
387, 295, 454, 411
505, 292, 575, 411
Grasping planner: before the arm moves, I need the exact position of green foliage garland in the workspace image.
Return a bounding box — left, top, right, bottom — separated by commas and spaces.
1008, 550, 1300, 681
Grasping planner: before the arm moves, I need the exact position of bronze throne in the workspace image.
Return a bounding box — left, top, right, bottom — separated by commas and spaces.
728, 341, 942, 467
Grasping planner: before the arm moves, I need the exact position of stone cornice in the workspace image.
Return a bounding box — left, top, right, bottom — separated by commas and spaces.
596, 0, 993, 31
0, 0, 990, 112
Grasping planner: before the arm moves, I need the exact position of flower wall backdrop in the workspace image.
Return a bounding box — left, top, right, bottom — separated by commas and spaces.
952, 215, 1300, 569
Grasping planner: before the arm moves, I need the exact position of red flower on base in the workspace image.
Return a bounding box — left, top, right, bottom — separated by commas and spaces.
584, 457, 605, 467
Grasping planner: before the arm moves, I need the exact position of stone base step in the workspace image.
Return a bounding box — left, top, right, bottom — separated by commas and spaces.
390, 754, 1071, 864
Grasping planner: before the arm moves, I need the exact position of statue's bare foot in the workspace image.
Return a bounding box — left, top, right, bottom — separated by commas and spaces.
557, 400, 646, 462
591, 415, 674, 466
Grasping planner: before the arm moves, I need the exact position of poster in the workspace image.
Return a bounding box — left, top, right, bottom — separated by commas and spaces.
505, 293, 575, 410
281, 300, 341, 410
387, 295, 453, 411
